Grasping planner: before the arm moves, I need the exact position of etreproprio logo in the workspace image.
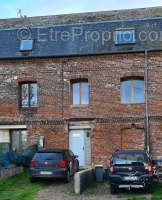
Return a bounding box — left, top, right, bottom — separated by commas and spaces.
16, 26, 162, 44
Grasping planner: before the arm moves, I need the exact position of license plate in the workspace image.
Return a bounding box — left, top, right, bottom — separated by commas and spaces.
40, 171, 52, 175
124, 176, 138, 181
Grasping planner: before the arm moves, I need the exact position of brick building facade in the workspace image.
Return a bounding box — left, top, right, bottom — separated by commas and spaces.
0, 7, 162, 167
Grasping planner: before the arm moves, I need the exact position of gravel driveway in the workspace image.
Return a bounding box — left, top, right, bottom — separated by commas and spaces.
35, 178, 119, 200
35, 178, 152, 200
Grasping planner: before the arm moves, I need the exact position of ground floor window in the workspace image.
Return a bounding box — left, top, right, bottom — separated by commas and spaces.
10, 130, 27, 151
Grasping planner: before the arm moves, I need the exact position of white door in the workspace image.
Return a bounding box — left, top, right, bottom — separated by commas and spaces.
69, 130, 85, 166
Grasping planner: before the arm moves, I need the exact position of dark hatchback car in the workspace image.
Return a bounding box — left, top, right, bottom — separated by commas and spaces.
109, 150, 153, 194
29, 149, 79, 183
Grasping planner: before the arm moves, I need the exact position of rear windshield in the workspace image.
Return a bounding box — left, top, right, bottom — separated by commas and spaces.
112, 152, 148, 164
33, 153, 63, 160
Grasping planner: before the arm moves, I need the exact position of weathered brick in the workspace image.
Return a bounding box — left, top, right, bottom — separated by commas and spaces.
0, 52, 161, 166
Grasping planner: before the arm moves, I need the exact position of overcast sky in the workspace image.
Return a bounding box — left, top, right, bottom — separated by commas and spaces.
1, 0, 162, 19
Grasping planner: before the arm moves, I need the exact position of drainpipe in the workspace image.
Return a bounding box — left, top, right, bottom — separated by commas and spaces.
145, 50, 150, 153
61, 61, 64, 119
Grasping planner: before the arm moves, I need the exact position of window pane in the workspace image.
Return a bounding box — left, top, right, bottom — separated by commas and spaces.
133, 80, 144, 103
39, 136, 44, 149
33, 153, 63, 161
113, 152, 147, 164
72, 83, 79, 104
20, 40, 33, 51
121, 80, 131, 103
11, 131, 19, 151
30, 83, 37, 107
21, 84, 29, 107
81, 82, 89, 104
21, 130, 27, 150
115, 30, 135, 44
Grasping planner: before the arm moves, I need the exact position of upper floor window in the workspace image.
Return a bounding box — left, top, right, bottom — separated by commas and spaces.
20, 82, 37, 107
115, 29, 135, 45
121, 77, 144, 104
20, 40, 34, 51
71, 80, 89, 105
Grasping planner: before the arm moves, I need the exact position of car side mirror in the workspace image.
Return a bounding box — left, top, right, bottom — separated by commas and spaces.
151, 160, 156, 165
74, 155, 78, 159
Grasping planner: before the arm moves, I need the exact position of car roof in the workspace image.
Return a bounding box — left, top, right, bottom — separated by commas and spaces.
37, 148, 68, 153
113, 149, 147, 155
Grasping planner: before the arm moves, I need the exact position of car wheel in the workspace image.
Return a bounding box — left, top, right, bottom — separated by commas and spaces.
76, 162, 79, 172
64, 170, 70, 183
110, 185, 116, 194
30, 178, 37, 183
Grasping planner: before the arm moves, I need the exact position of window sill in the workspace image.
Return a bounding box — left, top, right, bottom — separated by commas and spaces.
121, 102, 145, 105
115, 42, 136, 46
70, 104, 89, 108
19, 107, 38, 112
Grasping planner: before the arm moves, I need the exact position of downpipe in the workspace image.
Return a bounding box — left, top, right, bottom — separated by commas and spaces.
145, 50, 150, 153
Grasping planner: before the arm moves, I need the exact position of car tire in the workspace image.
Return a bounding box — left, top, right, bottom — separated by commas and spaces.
64, 170, 70, 183
76, 162, 79, 172
110, 185, 116, 194
30, 178, 37, 183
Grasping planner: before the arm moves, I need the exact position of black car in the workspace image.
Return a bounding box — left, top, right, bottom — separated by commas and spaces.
109, 150, 153, 194
29, 148, 79, 183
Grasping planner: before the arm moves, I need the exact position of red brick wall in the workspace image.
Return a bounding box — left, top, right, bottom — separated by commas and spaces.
26, 123, 68, 149
0, 52, 162, 165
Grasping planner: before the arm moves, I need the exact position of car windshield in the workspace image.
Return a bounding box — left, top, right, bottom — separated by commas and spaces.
113, 152, 148, 164
34, 153, 63, 160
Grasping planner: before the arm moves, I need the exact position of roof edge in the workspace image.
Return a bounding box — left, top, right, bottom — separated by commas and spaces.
1, 6, 162, 28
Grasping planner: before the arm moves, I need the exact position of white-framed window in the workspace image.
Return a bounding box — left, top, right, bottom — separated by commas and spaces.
20, 40, 34, 51
20, 82, 37, 107
115, 29, 135, 45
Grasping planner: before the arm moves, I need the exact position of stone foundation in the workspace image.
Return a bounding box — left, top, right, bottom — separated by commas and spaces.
0, 164, 24, 180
